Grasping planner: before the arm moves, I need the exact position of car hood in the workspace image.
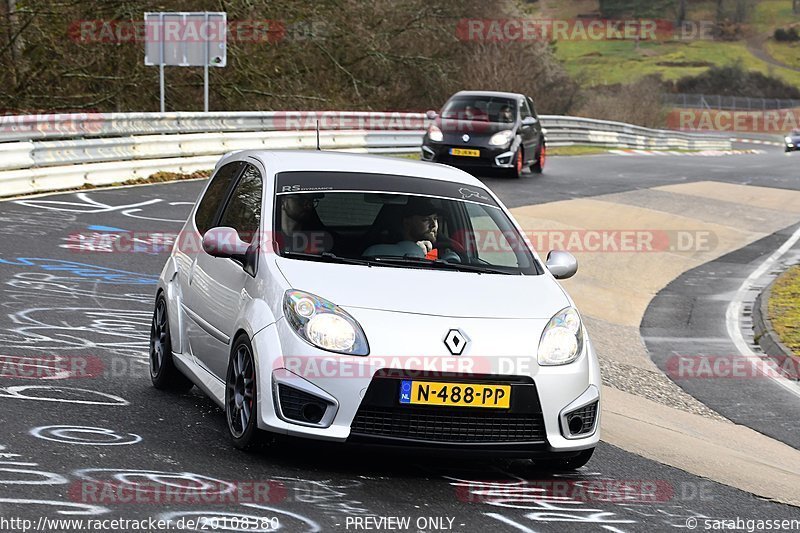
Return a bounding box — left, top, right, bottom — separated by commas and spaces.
275, 258, 570, 319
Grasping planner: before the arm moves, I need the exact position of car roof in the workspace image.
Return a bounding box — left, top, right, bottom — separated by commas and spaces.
218, 150, 488, 187
451, 90, 526, 101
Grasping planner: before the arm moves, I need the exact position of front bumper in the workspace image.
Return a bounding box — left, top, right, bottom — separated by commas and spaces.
348, 371, 548, 452
252, 312, 601, 453
421, 142, 517, 170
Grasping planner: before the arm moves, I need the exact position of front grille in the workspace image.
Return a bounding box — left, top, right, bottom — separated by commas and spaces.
566, 401, 598, 435
350, 406, 546, 443
436, 152, 495, 167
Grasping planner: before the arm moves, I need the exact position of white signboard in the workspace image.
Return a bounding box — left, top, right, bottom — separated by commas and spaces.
143, 12, 226, 112
144, 12, 226, 67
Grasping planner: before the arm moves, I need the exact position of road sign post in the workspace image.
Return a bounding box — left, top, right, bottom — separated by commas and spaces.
144, 12, 227, 112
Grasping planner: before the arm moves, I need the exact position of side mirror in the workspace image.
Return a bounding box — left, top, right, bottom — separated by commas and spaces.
425, 109, 438, 120
546, 250, 578, 280
202, 227, 249, 262
522, 116, 538, 127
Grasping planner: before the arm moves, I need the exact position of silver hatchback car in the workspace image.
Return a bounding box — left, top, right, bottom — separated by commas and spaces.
151, 150, 600, 469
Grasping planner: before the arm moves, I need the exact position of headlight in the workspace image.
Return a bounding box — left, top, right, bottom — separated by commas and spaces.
489, 130, 514, 146
283, 290, 369, 355
786, 136, 793, 144
537, 307, 584, 366
428, 125, 443, 142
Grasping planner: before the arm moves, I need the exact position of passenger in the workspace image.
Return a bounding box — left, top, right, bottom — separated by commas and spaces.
464, 105, 478, 120
278, 194, 333, 253
463, 104, 487, 121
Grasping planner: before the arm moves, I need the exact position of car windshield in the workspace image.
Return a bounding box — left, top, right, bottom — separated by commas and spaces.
274, 171, 541, 275
440, 96, 517, 123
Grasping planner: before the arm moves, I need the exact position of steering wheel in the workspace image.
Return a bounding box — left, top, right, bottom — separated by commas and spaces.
436, 237, 467, 263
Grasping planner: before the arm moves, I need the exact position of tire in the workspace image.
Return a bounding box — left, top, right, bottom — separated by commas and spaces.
225, 335, 262, 450
538, 448, 594, 471
150, 294, 194, 392
507, 147, 524, 179
532, 142, 546, 174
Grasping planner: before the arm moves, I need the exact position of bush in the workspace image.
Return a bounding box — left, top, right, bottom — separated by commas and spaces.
446, 42, 581, 115
774, 27, 800, 42
673, 63, 800, 99
574, 75, 666, 128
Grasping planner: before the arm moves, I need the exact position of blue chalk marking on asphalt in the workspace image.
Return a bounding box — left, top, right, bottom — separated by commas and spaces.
87, 225, 127, 232
0, 257, 158, 284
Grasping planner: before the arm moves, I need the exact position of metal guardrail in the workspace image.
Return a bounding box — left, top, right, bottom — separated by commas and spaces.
0, 111, 732, 198
0, 112, 427, 143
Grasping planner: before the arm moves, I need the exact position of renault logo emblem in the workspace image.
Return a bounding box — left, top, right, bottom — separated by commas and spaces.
462, 134, 470, 142
444, 329, 468, 355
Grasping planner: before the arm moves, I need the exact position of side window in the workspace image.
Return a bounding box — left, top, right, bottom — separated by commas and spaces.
218, 164, 263, 243
195, 162, 243, 235
464, 202, 521, 268
519, 99, 532, 120
527, 97, 537, 117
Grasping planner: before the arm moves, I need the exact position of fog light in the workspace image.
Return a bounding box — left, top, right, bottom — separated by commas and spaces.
495, 152, 514, 166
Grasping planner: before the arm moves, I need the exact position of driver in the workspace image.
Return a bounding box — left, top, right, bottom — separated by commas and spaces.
400, 198, 441, 258
362, 198, 460, 261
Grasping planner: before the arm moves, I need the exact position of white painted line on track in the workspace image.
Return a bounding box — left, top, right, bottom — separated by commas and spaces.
725, 224, 800, 400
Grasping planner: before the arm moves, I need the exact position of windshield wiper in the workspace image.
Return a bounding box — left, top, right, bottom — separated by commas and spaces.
282, 251, 374, 267
369, 255, 513, 275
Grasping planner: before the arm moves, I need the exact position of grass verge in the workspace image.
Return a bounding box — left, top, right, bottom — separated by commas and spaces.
548, 145, 616, 156
768, 264, 800, 355
555, 39, 800, 87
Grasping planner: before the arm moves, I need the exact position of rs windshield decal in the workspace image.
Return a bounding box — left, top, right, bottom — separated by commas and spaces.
275, 172, 499, 208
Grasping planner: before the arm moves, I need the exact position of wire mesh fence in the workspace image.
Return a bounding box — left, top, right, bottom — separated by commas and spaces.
664, 94, 800, 110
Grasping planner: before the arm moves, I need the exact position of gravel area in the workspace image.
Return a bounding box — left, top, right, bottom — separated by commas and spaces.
599, 356, 730, 423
